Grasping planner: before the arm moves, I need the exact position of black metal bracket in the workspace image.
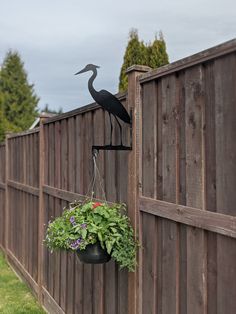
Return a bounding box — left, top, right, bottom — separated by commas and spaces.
92, 109, 133, 154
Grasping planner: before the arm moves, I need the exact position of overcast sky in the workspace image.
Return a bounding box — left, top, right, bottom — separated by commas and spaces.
0, 0, 235, 112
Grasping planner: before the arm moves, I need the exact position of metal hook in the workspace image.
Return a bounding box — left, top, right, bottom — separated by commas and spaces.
92, 148, 99, 159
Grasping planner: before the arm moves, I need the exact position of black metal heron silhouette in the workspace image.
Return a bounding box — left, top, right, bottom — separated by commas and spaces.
75, 64, 131, 148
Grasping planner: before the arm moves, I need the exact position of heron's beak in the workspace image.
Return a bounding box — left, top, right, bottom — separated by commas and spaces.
75, 67, 87, 75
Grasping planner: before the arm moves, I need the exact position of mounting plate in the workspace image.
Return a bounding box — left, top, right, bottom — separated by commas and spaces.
92, 144, 132, 152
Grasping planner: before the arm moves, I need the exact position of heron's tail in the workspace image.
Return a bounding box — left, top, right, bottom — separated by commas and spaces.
123, 112, 131, 124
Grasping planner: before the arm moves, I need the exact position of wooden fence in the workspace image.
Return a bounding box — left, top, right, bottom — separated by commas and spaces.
0, 38, 236, 314
0, 144, 5, 250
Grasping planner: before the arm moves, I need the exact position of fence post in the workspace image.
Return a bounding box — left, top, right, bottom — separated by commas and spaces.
127, 65, 151, 314
38, 117, 45, 304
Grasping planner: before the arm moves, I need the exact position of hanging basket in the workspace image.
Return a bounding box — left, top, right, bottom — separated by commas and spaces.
77, 242, 111, 264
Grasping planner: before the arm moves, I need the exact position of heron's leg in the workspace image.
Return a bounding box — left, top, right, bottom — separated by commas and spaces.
114, 115, 123, 146
109, 112, 113, 145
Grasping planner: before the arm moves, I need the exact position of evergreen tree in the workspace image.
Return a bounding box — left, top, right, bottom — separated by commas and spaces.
119, 29, 147, 92
119, 30, 169, 92
147, 32, 169, 68
0, 105, 8, 142
0, 50, 39, 141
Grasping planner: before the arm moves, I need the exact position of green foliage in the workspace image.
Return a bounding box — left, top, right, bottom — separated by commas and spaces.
119, 29, 147, 92
45, 201, 139, 272
119, 29, 169, 92
0, 251, 45, 313
0, 50, 39, 141
147, 32, 169, 68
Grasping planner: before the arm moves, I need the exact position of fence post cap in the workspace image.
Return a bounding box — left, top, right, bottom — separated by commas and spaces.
126, 65, 151, 74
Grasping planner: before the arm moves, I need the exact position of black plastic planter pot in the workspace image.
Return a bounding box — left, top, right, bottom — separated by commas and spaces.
77, 242, 111, 264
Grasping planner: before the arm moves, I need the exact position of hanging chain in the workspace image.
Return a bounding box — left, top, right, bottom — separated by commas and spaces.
84, 149, 107, 204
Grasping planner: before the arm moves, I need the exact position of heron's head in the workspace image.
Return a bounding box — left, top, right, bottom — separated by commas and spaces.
75, 64, 100, 75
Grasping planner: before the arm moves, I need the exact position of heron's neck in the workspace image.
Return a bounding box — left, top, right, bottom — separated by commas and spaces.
88, 69, 98, 99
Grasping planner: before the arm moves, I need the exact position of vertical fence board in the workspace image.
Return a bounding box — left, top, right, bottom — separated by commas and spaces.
54, 121, 61, 305
116, 99, 128, 314
204, 61, 217, 314
43, 125, 49, 291
93, 109, 105, 314
177, 71, 187, 314
83, 112, 93, 314
185, 65, 207, 314
60, 119, 68, 312
161, 74, 179, 314
74, 114, 84, 314
104, 111, 118, 314
215, 53, 236, 314
142, 81, 157, 199
48, 122, 55, 298
67, 117, 76, 314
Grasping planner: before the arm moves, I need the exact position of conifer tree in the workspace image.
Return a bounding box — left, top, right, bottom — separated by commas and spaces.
119, 29, 147, 92
0, 50, 39, 141
119, 30, 169, 92
147, 32, 169, 68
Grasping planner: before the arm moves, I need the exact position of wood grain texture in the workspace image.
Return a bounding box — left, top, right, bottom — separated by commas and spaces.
139, 197, 236, 238
185, 65, 207, 314
127, 65, 151, 314
204, 61, 217, 314
161, 74, 179, 314
0, 144, 6, 248
215, 53, 236, 314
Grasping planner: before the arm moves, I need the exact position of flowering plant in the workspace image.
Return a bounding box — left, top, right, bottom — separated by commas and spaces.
45, 200, 138, 272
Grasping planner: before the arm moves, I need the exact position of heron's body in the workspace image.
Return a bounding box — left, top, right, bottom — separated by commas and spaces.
94, 89, 131, 124
75, 64, 131, 145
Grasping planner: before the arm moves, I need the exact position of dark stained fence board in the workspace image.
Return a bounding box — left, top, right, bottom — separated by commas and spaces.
104, 111, 118, 314
116, 99, 129, 314
59, 118, 68, 312
0, 144, 6, 248
53, 121, 61, 305
66, 117, 75, 314
176, 71, 187, 314
48, 122, 55, 299
74, 114, 84, 314
82, 111, 93, 314
141, 212, 157, 314
215, 53, 236, 314
204, 60, 217, 314
93, 109, 105, 314
141, 81, 157, 199
184, 64, 207, 314
161, 74, 179, 314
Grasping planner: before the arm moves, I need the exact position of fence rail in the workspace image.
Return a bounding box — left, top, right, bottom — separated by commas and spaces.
0, 38, 236, 314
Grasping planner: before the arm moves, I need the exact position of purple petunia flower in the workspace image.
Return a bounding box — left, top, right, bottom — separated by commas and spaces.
70, 238, 83, 250
70, 216, 76, 226
80, 223, 87, 229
